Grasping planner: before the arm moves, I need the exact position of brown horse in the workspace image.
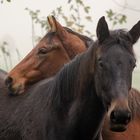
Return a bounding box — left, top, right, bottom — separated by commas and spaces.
102, 88, 140, 140
5, 16, 93, 95
2, 16, 139, 140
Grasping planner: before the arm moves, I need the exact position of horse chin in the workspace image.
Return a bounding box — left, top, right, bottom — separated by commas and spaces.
110, 123, 127, 132
8, 85, 25, 96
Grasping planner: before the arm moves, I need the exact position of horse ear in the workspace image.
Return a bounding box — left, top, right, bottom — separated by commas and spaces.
47, 16, 68, 39
47, 15, 57, 32
96, 16, 110, 43
129, 20, 140, 44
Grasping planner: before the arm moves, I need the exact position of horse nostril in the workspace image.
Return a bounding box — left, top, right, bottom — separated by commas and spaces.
125, 112, 131, 124
110, 111, 117, 123
110, 110, 131, 125
5, 76, 13, 87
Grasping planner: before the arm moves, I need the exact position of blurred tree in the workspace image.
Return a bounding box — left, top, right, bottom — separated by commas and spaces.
25, 0, 127, 45
25, 0, 94, 45
1, 0, 11, 4
106, 9, 127, 28
0, 42, 9, 70
0, 41, 21, 71
0, 0, 127, 70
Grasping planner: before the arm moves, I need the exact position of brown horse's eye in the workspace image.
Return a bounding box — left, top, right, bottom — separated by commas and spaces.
38, 47, 48, 55
37, 45, 59, 56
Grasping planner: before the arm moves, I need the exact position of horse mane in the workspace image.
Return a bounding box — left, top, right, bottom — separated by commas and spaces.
48, 43, 96, 112
129, 88, 140, 118
40, 27, 94, 48
64, 27, 94, 48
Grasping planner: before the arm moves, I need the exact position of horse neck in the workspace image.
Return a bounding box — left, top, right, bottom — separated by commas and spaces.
58, 30, 92, 59
50, 47, 106, 139
63, 27, 94, 53
52, 47, 94, 104
62, 42, 87, 59
65, 84, 106, 140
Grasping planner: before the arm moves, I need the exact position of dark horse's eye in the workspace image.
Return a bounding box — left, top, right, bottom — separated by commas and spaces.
130, 58, 136, 69
132, 63, 136, 69
38, 47, 48, 55
99, 62, 104, 68
98, 58, 104, 68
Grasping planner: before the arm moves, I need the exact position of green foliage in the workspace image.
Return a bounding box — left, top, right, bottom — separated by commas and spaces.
1, 0, 11, 4
106, 9, 127, 28
0, 0, 127, 70
52, 0, 93, 36
25, 8, 49, 31
0, 41, 9, 70
25, 0, 94, 44
0, 41, 21, 71
25, 0, 127, 45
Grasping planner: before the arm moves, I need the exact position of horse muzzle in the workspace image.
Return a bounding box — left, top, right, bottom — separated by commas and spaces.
5, 76, 25, 95
109, 110, 131, 132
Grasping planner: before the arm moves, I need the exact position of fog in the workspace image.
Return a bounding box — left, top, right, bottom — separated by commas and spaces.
0, 0, 139, 88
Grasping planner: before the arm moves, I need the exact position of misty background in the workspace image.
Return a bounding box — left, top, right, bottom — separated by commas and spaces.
0, 0, 139, 89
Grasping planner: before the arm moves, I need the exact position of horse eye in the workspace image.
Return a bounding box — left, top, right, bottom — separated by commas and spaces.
132, 63, 136, 69
99, 61, 104, 68
38, 47, 48, 55
98, 58, 104, 68
130, 58, 136, 69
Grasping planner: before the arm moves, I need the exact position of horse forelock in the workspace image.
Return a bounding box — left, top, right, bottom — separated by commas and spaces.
41, 31, 56, 43
96, 29, 135, 57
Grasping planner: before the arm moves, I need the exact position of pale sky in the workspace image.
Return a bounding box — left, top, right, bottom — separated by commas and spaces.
0, 0, 139, 71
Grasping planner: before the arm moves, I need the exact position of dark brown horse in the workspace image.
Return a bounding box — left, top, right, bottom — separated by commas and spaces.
5, 16, 92, 95
2, 16, 140, 140
5, 16, 140, 139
